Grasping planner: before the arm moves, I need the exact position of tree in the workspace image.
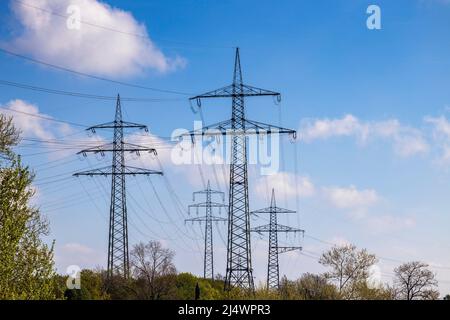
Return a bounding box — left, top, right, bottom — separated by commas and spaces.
0, 114, 56, 299
130, 241, 177, 299
319, 244, 377, 299
64, 269, 110, 300
0, 114, 20, 159
394, 261, 439, 300
296, 273, 340, 300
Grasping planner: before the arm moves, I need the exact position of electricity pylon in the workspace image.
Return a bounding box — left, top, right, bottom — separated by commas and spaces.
183, 48, 297, 291
186, 180, 227, 280
251, 189, 304, 290
74, 95, 162, 278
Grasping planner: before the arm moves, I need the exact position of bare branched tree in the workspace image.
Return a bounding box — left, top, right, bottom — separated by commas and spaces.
130, 241, 176, 299
319, 244, 377, 299
394, 261, 439, 300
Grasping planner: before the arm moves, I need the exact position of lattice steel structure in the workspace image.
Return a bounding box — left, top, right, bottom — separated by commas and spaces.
183, 48, 297, 291
186, 181, 227, 279
251, 189, 303, 290
74, 95, 162, 278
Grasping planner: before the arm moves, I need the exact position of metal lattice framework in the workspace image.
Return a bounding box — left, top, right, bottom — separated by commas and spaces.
74, 95, 162, 278
186, 181, 227, 279
251, 189, 304, 290
182, 48, 296, 291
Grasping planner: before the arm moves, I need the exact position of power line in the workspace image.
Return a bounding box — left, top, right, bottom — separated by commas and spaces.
0, 106, 87, 128
186, 181, 227, 280
304, 234, 450, 271
0, 79, 184, 102
11, 0, 235, 50
183, 48, 296, 292
0, 47, 191, 96
74, 95, 163, 279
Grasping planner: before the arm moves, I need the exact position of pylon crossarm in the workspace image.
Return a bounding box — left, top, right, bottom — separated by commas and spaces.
194, 189, 225, 196
87, 121, 147, 131
189, 202, 228, 208
73, 166, 162, 177
251, 207, 296, 214
175, 120, 232, 139
251, 224, 304, 233
275, 224, 305, 233
277, 247, 302, 254
185, 216, 227, 223
250, 224, 271, 233
178, 119, 296, 140
244, 119, 297, 137
125, 166, 163, 175
190, 84, 280, 100
77, 143, 157, 155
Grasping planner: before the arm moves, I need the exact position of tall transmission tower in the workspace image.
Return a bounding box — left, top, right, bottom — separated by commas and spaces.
74, 95, 162, 278
251, 189, 304, 290
183, 48, 297, 291
186, 180, 227, 280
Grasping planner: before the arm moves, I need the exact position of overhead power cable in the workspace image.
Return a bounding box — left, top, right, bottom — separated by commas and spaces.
0, 79, 184, 102
0, 47, 191, 96
11, 0, 235, 50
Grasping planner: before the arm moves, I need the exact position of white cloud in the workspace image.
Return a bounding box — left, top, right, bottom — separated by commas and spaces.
1, 98, 106, 160
55, 242, 105, 272
2, 99, 57, 140
300, 114, 367, 142
425, 116, 450, 165
300, 114, 429, 157
254, 172, 316, 200
9, 0, 185, 77
322, 185, 379, 210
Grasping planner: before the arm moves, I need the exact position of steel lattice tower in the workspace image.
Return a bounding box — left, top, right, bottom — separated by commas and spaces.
251, 189, 304, 290
186, 181, 227, 279
74, 95, 162, 278
183, 48, 297, 291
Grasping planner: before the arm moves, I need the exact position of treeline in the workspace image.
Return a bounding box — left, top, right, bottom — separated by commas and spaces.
55, 240, 445, 300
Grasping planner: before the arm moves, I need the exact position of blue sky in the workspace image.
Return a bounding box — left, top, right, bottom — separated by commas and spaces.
1, 0, 450, 295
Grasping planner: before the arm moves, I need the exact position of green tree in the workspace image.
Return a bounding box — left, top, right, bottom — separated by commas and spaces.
64, 269, 110, 300
296, 273, 340, 300
0, 114, 56, 299
172, 273, 224, 300
0, 114, 20, 159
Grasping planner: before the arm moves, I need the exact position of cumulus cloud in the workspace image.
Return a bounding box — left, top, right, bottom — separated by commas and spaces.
254, 172, 316, 200
1, 98, 106, 160
8, 0, 185, 77
1, 99, 64, 140
322, 185, 379, 210
55, 242, 105, 271
300, 114, 429, 157
125, 131, 230, 190
425, 116, 450, 165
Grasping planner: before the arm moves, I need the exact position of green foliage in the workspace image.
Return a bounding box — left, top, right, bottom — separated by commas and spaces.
0, 115, 56, 300
279, 273, 340, 300
173, 273, 224, 300
64, 269, 110, 300
0, 114, 20, 159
